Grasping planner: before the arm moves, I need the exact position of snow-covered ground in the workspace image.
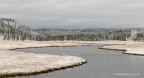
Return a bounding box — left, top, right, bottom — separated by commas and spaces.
2, 40, 144, 77
0, 50, 86, 75
98, 40, 144, 55
0, 41, 92, 77
125, 48, 144, 55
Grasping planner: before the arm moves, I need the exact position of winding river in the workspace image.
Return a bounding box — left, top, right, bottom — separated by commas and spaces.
13, 44, 144, 78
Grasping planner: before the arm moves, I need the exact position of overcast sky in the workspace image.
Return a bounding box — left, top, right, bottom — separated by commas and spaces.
0, 0, 144, 29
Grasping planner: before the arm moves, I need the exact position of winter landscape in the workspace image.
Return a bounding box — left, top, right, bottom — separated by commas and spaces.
1, 0, 144, 78
0, 18, 144, 78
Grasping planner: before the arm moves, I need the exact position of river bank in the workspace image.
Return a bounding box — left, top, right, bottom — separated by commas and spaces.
97, 40, 144, 56
0, 41, 94, 77
1, 40, 144, 77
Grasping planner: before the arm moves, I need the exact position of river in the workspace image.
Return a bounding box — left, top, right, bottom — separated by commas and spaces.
14, 44, 144, 78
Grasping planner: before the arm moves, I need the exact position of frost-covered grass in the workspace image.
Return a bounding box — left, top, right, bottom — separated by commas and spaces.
124, 48, 144, 55
0, 40, 96, 50
98, 41, 144, 56
0, 51, 86, 77
0, 41, 89, 77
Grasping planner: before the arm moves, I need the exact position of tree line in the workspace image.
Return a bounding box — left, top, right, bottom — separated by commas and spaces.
1, 18, 144, 41
34, 29, 144, 41
0, 18, 34, 41
33, 29, 130, 41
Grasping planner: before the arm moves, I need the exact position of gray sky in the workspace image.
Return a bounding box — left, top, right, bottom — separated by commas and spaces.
0, 0, 144, 29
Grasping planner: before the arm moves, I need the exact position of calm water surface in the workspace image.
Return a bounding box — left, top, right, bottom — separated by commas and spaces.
14, 45, 144, 78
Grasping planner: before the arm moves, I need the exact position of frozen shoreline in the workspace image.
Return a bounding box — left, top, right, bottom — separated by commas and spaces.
0, 41, 94, 77
1, 40, 143, 77
97, 40, 144, 56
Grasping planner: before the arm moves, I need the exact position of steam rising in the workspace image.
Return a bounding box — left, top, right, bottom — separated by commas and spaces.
127, 29, 138, 41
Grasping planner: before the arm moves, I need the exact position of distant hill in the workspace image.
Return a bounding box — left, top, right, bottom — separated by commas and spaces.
33, 29, 81, 34
33, 28, 121, 34
80, 28, 120, 33
1, 18, 144, 41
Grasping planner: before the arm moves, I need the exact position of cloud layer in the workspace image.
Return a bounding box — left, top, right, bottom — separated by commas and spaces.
0, 0, 144, 28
